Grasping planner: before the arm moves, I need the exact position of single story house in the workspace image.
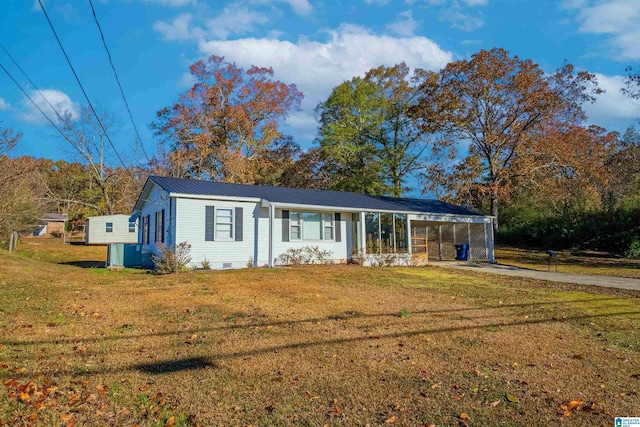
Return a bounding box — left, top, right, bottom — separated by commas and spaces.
34, 213, 68, 238
133, 176, 495, 269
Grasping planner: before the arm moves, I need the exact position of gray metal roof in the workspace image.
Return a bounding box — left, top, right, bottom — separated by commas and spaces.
148, 176, 486, 217
40, 213, 69, 222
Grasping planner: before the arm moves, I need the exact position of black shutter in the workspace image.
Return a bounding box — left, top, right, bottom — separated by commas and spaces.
282, 210, 289, 242
154, 212, 158, 243
235, 207, 243, 241
160, 209, 165, 243
205, 206, 215, 241
334, 212, 341, 242
145, 215, 150, 245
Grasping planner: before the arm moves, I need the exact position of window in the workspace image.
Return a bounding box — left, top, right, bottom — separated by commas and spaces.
289, 211, 334, 241
155, 210, 164, 243
105, 222, 113, 233
143, 215, 150, 245
128, 220, 136, 233
216, 208, 233, 240
290, 212, 301, 240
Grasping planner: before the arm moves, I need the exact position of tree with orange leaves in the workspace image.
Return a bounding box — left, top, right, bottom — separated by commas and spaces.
152, 56, 304, 183
413, 48, 601, 228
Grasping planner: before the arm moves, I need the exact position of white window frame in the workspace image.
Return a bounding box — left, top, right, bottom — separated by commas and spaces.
290, 211, 334, 242
215, 207, 234, 241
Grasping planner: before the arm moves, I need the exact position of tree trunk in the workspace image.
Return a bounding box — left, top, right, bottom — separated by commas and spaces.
490, 187, 499, 231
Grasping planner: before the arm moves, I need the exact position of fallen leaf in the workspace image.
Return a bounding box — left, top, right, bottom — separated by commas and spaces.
460, 413, 471, 420
385, 416, 396, 423
26, 413, 38, 422
506, 393, 519, 403
567, 399, 582, 410
139, 385, 148, 392
166, 415, 176, 426
489, 400, 500, 407
19, 392, 30, 402
60, 414, 73, 422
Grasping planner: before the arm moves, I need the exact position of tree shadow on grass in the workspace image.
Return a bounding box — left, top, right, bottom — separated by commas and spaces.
134, 357, 216, 374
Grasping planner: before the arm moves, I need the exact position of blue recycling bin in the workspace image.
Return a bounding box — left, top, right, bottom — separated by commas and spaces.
455, 244, 469, 261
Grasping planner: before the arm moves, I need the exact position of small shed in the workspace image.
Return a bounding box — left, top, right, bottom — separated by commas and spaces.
85, 214, 139, 245
107, 243, 142, 268
35, 213, 68, 238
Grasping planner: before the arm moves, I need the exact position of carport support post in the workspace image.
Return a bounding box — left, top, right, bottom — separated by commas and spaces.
438, 225, 443, 261
359, 211, 366, 255
467, 223, 472, 260
488, 218, 496, 263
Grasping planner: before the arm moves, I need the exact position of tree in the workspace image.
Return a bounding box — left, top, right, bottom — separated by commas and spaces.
56, 106, 142, 215
316, 63, 441, 196
623, 66, 640, 101
414, 48, 600, 227
152, 55, 304, 183
0, 125, 44, 240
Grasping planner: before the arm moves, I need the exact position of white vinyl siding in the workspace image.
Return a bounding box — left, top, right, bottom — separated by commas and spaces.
85, 214, 139, 245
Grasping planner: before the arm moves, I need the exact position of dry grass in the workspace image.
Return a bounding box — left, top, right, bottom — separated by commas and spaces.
495, 246, 640, 279
1, 240, 639, 426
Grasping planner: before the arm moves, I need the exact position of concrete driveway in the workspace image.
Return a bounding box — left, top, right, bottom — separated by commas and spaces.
437, 261, 640, 292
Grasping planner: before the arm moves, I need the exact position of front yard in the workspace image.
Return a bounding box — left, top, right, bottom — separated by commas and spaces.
1, 240, 639, 426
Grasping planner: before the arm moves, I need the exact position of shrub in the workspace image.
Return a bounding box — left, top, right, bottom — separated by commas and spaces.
152, 242, 192, 274
276, 246, 333, 266
200, 257, 211, 270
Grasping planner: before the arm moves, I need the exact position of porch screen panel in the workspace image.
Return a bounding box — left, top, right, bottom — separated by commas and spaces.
440, 224, 456, 260
380, 213, 394, 253
394, 214, 408, 253
427, 226, 440, 260
365, 213, 380, 254
469, 223, 488, 260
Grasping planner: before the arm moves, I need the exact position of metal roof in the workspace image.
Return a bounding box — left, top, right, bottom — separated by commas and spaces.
148, 176, 486, 217
40, 213, 69, 222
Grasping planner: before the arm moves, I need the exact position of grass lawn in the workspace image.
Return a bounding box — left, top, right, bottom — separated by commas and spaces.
1, 239, 639, 426
495, 246, 640, 279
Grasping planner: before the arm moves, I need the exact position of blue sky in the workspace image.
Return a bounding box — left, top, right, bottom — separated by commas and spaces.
1, 0, 639, 166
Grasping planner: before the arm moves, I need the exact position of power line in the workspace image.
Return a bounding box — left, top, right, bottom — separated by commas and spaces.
87, 0, 151, 163
0, 43, 67, 125
0, 61, 70, 142
37, 0, 130, 172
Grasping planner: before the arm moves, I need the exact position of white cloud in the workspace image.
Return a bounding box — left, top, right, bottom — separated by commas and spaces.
440, 8, 484, 31
206, 4, 269, 39
0, 98, 10, 111
584, 73, 640, 125
198, 24, 453, 142
141, 0, 196, 6
461, 0, 487, 6
567, 0, 640, 60
153, 13, 196, 40
248, 0, 313, 16
281, 0, 312, 15
386, 9, 420, 36
155, 4, 269, 40
18, 89, 79, 125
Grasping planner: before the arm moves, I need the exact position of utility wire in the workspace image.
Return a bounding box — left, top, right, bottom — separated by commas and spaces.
88, 0, 151, 163
0, 43, 68, 125
0, 62, 70, 142
37, 0, 131, 172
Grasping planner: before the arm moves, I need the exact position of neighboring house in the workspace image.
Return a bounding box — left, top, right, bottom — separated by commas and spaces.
134, 176, 496, 270
35, 213, 68, 237
85, 214, 139, 245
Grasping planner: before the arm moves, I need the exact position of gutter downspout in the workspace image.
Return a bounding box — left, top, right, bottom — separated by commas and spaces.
268, 202, 275, 267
